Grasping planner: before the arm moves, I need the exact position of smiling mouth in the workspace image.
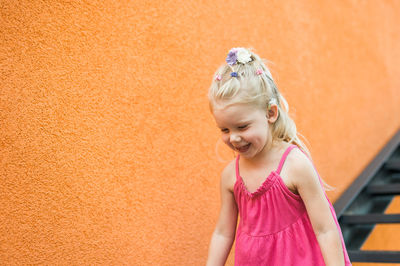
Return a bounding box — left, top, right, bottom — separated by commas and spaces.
236, 143, 251, 153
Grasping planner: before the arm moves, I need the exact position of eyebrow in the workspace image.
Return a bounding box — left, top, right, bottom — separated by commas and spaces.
235, 119, 252, 125
216, 120, 252, 129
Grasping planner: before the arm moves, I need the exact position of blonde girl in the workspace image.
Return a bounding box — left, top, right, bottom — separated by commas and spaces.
206, 48, 351, 265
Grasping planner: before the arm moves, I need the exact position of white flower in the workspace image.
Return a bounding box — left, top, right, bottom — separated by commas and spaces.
236, 48, 252, 64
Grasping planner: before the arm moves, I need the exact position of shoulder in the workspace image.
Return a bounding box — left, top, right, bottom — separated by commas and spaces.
286, 147, 314, 173
285, 147, 321, 192
220, 159, 237, 193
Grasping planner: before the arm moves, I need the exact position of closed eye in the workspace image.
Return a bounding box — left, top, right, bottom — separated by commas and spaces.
220, 128, 229, 133
238, 125, 248, 129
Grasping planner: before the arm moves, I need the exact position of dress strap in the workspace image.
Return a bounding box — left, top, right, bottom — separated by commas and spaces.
276, 144, 297, 175
235, 154, 241, 182
275, 145, 329, 195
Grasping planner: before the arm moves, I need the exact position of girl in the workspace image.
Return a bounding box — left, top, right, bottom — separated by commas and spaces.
206, 48, 351, 266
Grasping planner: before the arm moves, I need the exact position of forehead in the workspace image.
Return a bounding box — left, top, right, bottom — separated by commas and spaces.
212, 103, 265, 125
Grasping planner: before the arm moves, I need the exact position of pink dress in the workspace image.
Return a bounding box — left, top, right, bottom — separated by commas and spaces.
233, 144, 352, 265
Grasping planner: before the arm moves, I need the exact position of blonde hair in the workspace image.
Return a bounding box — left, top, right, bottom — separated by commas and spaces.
208, 48, 333, 191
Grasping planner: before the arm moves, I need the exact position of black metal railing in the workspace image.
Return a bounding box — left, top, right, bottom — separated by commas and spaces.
334, 129, 400, 263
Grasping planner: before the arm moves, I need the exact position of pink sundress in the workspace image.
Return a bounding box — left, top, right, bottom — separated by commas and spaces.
233, 144, 352, 265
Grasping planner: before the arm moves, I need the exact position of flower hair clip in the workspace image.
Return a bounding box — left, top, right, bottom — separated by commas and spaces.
256, 69, 263, 75
230, 72, 238, 77
214, 74, 222, 81
226, 47, 252, 65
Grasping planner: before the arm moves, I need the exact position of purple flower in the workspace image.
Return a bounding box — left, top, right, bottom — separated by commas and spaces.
226, 49, 238, 65
230, 72, 238, 77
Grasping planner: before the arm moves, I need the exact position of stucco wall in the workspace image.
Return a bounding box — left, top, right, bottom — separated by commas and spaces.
1, 1, 399, 265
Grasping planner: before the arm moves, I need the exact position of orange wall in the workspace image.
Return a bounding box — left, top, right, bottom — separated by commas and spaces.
1, 1, 399, 265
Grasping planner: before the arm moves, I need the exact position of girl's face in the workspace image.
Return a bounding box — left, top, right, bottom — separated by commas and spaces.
212, 102, 273, 159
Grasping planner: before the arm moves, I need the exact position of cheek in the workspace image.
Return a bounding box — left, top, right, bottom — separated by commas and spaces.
249, 128, 268, 143
221, 135, 236, 150
221, 134, 230, 145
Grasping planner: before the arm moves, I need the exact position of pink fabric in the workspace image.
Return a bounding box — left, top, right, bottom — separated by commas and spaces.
233, 144, 352, 265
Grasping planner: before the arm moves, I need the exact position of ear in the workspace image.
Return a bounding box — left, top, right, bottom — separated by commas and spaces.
267, 104, 279, 123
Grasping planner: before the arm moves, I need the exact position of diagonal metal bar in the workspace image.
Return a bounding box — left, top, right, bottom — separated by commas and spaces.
333, 130, 400, 217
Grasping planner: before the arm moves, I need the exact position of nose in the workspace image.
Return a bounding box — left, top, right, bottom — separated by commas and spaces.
230, 133, 241, 143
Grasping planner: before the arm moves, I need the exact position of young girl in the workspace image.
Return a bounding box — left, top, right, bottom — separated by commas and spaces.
206, 48, 351, 265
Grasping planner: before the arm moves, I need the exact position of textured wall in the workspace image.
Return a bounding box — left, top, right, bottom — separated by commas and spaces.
1, 0, 399, 265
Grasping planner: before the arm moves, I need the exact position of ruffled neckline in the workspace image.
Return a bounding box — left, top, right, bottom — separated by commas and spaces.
236, 171, 278, 198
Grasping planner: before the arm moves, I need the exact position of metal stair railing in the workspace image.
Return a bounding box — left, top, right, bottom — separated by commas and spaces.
333, 129, 400, 263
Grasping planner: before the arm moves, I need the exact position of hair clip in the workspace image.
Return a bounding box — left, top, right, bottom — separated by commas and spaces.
215, 74, 222, 81
226, 48, 252, 65
230, 72, 238, 77
268, 98, 278, 107
256, 69, 263, 75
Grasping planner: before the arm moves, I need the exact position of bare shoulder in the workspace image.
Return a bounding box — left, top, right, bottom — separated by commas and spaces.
285, 147, 321, 190
221, 159, 237, 193
280, 147, 319, 194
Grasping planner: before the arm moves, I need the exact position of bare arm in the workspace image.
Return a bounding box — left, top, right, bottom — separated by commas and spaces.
291, 150, 345, 266
206, 163, 238, 266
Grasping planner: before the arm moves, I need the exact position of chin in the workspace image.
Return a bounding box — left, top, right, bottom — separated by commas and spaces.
240, 150, 256, 159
